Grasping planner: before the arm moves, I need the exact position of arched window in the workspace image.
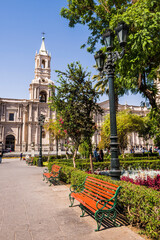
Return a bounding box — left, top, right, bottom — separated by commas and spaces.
48, 60, 50, 68
39, 91, 47, 103
41, 60, 45, 68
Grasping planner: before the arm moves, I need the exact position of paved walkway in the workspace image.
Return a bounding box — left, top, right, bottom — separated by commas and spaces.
0, 158, 145, 240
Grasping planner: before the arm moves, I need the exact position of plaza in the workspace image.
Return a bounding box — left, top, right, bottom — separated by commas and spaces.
0, 158, 145, 240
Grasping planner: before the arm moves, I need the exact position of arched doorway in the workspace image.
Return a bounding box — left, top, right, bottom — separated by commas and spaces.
5, 135, 15, 151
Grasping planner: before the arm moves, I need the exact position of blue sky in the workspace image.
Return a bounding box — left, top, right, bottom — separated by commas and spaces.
0, 0, 144, 105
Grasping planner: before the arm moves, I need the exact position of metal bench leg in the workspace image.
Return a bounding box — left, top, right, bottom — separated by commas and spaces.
95, 211, 104, 231
69, 193, 75, 207
80, 204, 85, 217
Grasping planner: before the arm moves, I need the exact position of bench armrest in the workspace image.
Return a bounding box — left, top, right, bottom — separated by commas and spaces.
43, 168, 48, 173
96, 199, 111, 210
70, 182, 84, 193
96, 186, 122, 210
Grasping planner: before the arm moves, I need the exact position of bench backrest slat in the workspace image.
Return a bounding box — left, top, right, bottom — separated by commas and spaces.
83, 189, 114, 207
88, 176, 119, 188
85, 181, 116, 195
85, 182, 114, 199
51, 164, 61, 173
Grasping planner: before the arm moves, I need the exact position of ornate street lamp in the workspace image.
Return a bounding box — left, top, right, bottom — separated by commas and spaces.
38, 114, 45, 167
94, 22, 129, 180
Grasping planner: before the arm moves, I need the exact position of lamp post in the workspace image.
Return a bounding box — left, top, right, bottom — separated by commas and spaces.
38, 114, 45, 167
94, 22, 128, 180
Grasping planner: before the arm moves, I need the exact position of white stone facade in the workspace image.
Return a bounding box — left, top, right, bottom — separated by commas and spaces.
0, 38, 55, 152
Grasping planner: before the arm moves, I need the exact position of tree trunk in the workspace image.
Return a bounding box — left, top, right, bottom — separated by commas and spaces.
66, 149, 69, 159
73, 148, 77, 168
89, 153, 94, 174
56, 136, 58, 158
138, 73, 157, 109
89, 141, 94, 173
122, 149, 125, 159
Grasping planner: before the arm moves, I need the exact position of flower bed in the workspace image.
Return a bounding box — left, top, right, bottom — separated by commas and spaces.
121, 174, 160, 191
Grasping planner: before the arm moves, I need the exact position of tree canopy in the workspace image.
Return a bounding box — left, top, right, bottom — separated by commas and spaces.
50, 62, 103, 167
61, 0, 160, 109
99, 110, 145, 156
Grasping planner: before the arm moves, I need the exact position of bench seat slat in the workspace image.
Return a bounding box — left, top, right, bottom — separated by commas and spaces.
71, 192, 112, 213
82, 191, 113, 209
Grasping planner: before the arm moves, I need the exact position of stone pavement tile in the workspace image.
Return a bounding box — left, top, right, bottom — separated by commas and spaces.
0, 231, 15, 240
31, 230, 61, 240
2, 213, 28, 226
0, 225, 15, 240
15, 231, 32, 240
28, 218, 61, 234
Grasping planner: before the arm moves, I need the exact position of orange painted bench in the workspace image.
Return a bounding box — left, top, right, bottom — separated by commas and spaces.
69, 176, 121, 231
43, 164, 61, 186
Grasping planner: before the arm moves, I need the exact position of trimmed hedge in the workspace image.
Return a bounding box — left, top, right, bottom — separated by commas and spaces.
49, 164, 160, 239
48, 159, 160, 170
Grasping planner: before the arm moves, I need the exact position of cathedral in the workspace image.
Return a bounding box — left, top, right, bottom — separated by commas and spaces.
0, 37, 55, 152
0, 38, 154, 153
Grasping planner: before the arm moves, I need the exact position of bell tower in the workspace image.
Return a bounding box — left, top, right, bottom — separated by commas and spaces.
29, 36, 54, 102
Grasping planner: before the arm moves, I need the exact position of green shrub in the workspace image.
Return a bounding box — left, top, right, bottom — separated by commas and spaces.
56, 165, 160, 239
133, 152, 159, 157
42, 156, 48, 162
47, 157, 160, 171
120, 160, 160, 170
32, 157, 38, 166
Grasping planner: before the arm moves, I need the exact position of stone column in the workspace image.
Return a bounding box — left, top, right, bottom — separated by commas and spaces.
22, 105, 27, 151
29, 104, 32, 121
35, 125, 38, 151
28, 124, 32, 147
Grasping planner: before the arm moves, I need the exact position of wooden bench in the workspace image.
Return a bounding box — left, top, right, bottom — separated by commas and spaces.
69, 176, 122, 231
43, 164, 61, 186
26, 158, 33, 165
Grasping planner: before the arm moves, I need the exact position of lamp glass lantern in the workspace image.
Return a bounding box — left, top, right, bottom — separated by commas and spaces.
115, 21, 129, 47
103, 29, 114, 51
94, 51, 106, 71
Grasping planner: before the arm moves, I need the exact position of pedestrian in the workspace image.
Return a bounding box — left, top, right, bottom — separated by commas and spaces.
0, 151, 3, 164
93, 147, 99, 162
20, 152, 23, 160
99, 149, 104, 162
149, 147, 152, 154
142, 147, 145, 155
158, 148, 160, 156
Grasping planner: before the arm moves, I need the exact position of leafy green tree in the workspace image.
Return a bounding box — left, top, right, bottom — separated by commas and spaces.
44, 118, 66, 157
50, 62, 103, 169
100, 110, 145, 157
142, 110, 160, 147
61, 0, 160, 109
78, 141, 90, 159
